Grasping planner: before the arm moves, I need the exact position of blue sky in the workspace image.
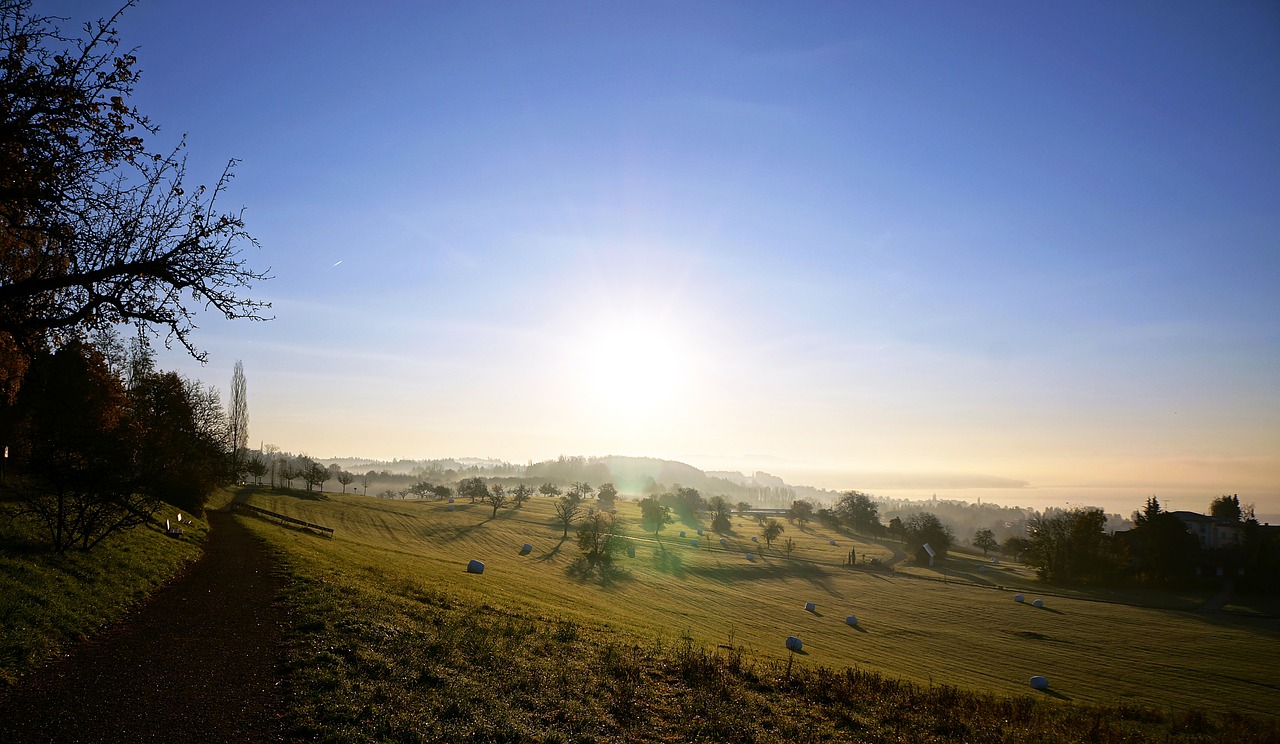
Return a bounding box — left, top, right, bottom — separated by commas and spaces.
49, 1, 1280, 512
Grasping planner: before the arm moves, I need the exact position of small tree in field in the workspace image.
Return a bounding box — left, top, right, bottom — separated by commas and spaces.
337, 470, 356, 493
783, 537, 796, 556
313, 462, 333, 493
973, 528, 999, 556
539, 482, 562, 498
708, 496, 733, 533
788, 499, 814, 528
597, 482, 618, 507
640, 496, 673, 544
736, 501, 752, 515
482, 483, 508, 517
554, 496, 583, 539
761, 518, 784, 548
511, 483, 534, 508
458, 477, 487, 503
577, 511, 616, 564
245, 456, 268, 485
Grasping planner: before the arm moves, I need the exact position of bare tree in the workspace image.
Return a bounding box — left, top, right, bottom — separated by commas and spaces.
0, 2, 270, 401
554, 496, 583, 539
482, 483, 508, 517
511, 483, 534, 508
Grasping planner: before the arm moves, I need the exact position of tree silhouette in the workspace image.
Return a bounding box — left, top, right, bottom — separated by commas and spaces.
0, 2, 270, 401
761, 518, 784, 548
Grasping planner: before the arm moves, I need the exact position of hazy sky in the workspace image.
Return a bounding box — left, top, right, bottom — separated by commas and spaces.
51, 2, 1279, 510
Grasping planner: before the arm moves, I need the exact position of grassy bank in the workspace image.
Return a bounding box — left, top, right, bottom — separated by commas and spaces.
0, 491, 223, 684
238, 488, 1278, 741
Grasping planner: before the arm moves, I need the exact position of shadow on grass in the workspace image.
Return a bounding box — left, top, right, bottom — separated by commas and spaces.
650, 547, 686, 578
684, 560, 841, 595
1037, 688, 1073, 701
536, 537, 568, 562
247, 485, 329, 502
566, 557, 633, 588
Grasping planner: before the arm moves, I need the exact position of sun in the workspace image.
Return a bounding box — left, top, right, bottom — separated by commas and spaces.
578, 316, 692, 421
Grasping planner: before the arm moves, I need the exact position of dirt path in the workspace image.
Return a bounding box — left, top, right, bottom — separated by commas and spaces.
1200, 578, 1235, 612
0, 510, 288, 743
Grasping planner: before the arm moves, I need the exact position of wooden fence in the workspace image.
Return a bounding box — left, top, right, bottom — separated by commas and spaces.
232, 500, 334, 537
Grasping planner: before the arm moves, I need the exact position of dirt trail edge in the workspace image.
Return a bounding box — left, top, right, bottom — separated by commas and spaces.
0, 510, 288, 743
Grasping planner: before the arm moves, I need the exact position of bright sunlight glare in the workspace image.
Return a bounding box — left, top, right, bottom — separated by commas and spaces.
575, 315, 696, 424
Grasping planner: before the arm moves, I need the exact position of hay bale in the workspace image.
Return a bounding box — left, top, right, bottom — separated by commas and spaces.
1013, 594, 1024, 603
785, 636, 803, 652
691, 539, 699, 548
746, 553, 755, 561
845, 615, 858, 627
719, 537, 728, 546
1032, 599, 1044, 608
679, 530, 686, 538
466, 559, 485, 574
978, 566, 987, 573
447, 505, 455, 511
1029, 675, 1048, 690
627, 544, 636, 558
448, 498, 455, 503
829, 539, 837, 546
519, 543, 532, 555
697, 529, 704, 536
804, 601, 816, 613
751, 536, 758, 542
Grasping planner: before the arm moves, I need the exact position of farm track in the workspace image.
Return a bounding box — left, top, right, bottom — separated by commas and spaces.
0, 510, 287, 743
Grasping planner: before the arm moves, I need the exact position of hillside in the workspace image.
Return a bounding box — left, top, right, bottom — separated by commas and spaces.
234, 487, 1277, 741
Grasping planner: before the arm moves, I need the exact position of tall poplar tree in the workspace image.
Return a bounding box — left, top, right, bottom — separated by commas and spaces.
228, 360, 247, 477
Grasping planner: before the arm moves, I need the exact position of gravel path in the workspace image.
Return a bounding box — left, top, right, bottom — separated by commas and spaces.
0, 510, 288, 743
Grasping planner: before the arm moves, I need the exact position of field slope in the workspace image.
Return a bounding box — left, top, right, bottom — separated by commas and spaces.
240, 488, 1279, 741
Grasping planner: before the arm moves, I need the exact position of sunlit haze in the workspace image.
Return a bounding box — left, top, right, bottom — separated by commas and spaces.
55, 1, 1280, 517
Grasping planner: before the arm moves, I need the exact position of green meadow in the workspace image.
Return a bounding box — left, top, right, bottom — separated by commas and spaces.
238, 488, 1278, 740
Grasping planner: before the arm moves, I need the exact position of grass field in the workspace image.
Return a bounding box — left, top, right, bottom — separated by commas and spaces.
238, 487, 1280, 739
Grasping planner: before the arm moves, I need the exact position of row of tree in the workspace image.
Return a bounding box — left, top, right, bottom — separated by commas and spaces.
995, 495, 1276, 591
1, 335, 242, 551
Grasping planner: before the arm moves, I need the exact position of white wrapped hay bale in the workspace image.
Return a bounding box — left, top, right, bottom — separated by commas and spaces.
1029, 675, 1048, 690
679, 531, 686, 538
746, 553, 755, 561
519, 543, 532, 555
1032, 599, 1044, 608
804, 601, 816, 612
1013, 594, 1024, 603
751, 536, 758, 542
719, 537, 728, 546
829, 539, 837, 546
466, 559, 485, 574
845, 615, 858, 627
448, 498, 455, 503
785, 636, 803, 652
